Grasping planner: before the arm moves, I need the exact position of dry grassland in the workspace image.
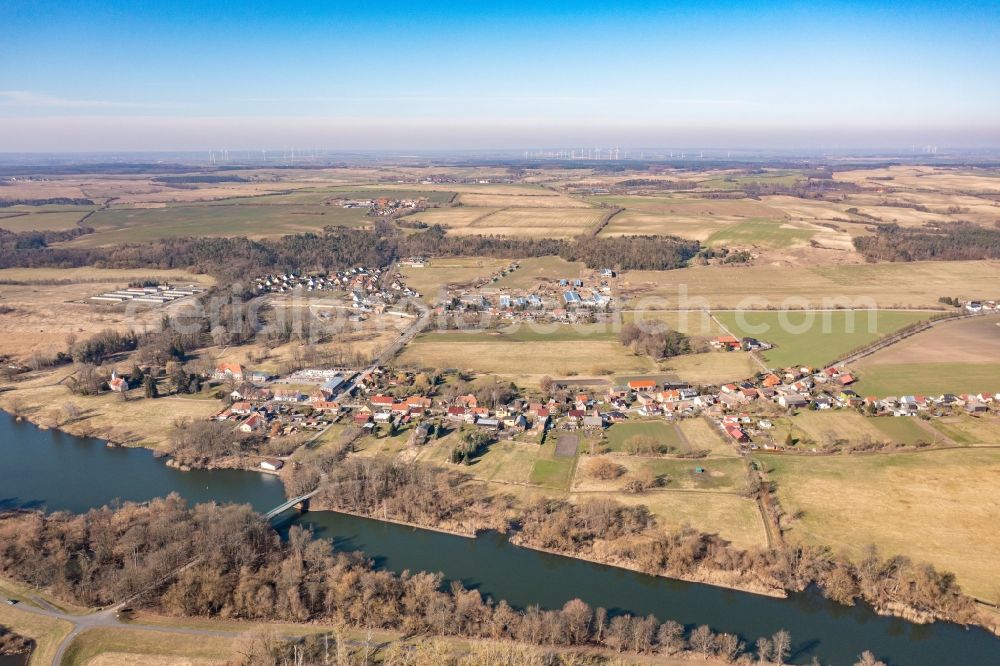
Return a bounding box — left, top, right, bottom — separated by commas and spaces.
659, 351, 758, 385
569, 491, 767, 550
677, 417, 740, 457
759, 448, 1000, 602
0, 268, 211, 360
398, 256, 511, 296
0, 371, 220, 448
0, 602, 74, 666
493, 256, 586, 289
399, 335, 654, 377
621, 261, 1000, 309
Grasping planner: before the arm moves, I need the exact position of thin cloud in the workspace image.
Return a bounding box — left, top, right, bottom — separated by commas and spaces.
239, 95, 601, 104
0, 90, 166, 109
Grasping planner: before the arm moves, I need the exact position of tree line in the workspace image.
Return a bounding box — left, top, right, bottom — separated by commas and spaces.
0, 224, 700, 282
854, 223, 1000, 262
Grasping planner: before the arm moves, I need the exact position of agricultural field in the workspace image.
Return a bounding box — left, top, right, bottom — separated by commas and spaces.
620, 260, 1000, 309
757, 448, 1000, 603
63, 202, 371, 247
399, 329, 653, 379
714, 309, 931, 368
705, 219, 816, 249
397, 256, 511, 296
457, 191, 592, 208
853, 314, 1000, 395
401, 206, 500, 229
0, 205, 98, 232
929, 414, 1000, 445
444, 207, 605, 238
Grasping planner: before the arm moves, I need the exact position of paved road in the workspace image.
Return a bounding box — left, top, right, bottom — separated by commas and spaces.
9, 599, 242, 666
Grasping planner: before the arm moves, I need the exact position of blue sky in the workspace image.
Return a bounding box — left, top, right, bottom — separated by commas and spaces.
2, 1, 999, 151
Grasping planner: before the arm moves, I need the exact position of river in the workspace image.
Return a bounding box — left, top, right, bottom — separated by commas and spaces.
0, 413, 997, 665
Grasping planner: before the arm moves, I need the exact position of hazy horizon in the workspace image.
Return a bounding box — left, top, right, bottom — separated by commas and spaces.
3, 1, 999, 152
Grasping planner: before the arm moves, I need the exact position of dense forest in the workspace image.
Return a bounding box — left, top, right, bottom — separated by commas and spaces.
854, 223, 1000, 261
0, 224, 700, 281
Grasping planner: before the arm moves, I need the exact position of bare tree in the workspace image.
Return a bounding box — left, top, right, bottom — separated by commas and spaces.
755, 637, 773, 664
854, 650, 886, 666
771, 629, 792, 665
689, 624, 716, 657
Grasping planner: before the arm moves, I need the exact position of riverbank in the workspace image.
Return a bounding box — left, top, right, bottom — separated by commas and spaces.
6, 408, 997, 644
508, 537, 788, 599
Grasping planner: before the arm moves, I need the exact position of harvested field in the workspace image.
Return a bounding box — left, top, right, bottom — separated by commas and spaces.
621, 261, 1000, 309
448, 207, 605, 238
457, 192, 592, 208
401, 207, 500, 228
856, 314, 1000, 365
853, 315, 1000, 395
758, 448, 1000, 602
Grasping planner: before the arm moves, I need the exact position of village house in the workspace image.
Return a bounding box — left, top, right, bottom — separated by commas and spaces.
778, 393, 809, 409
213, 363, 244, 382
273, 389, 303, 403
712, 335, 741, 351
239, 412, 267, 433
627, 379, 657, 392
230, 401, 254, 416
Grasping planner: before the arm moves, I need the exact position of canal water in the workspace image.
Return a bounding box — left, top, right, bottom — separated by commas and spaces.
0, 413, 997, 665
